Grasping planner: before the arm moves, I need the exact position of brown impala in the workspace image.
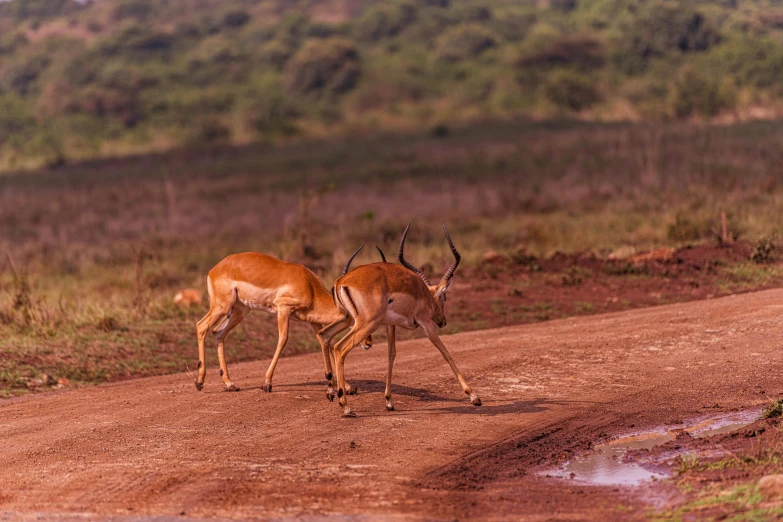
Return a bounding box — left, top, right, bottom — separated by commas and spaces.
195, 251, 374, 394
321, 223, 481, 417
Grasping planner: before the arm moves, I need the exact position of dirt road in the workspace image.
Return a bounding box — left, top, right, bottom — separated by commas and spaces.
2, 289, 783, 521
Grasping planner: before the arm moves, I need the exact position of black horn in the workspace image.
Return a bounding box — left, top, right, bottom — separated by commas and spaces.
376, 246, 387, 263
440, 222, 461, 286
342, 245, 364, 276
397, 223, 431, 285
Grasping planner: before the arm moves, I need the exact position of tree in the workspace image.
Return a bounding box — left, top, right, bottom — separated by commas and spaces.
284, 38, 360, 97
543, 70, 600, 111
436, 24, 497, 62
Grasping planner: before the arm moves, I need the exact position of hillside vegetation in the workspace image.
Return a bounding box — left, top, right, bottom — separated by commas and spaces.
2, 0, 783, 169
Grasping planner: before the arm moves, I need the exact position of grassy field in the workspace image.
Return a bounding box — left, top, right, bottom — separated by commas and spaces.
3, 120, 783, 397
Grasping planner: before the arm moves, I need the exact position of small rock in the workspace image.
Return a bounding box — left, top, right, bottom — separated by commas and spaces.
482, 250, 507, 264
629, 247, 676, 265
759, 474, 783, 500
607, 246, 637, 260
173, 289, 203, 307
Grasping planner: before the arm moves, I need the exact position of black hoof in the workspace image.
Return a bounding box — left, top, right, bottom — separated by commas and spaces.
226, 384, 240, 392
262, 383, 272, 393
326, 392, 335, 402
195, 382, 203, 391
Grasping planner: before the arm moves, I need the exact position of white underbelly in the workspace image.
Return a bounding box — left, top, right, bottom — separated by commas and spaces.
385, 309, 416, 328
238, 297, 277, 315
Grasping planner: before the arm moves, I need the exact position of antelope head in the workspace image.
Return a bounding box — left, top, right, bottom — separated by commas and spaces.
398, 222, 461, 328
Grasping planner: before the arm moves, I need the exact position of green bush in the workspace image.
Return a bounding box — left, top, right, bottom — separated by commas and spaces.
517, 34, 605, 71
222, 10, 251, 29
436, 24, 497, 62
355, 1, 417, 42
0, 94, 34, 144
491, 11, 537, 42
1, 55, 49, 95
671, 68, 735, 118
626, 3, 720, 59
284, 38, 360, 97
667, 213, 704, 242
543, 70, 600, 111
111, 0, 153, 22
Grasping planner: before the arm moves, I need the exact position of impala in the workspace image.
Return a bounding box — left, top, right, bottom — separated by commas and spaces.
322, 223, 481, 416
194, 251, 374, 393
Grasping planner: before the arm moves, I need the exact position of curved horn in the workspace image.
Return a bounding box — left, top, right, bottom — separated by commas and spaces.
376, 246, 387, 263
342, 245, 364, 276
397, 223, 431, 286
439, 222, 461, 286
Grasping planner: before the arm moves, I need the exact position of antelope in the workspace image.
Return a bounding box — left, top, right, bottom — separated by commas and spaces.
194, 251, 375, 394
322, 223, 481, 417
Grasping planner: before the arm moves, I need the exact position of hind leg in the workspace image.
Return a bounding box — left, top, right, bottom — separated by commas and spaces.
195, 300, 233, 391
213, 303, 249, 391
333, 322, 378, 417
316, 317, 351, 400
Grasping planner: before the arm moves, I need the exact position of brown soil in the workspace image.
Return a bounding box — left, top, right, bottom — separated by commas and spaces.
3, 287, 783, 520
446, 241, 761, 335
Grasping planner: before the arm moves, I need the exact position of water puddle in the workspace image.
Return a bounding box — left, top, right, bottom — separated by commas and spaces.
547, 409, 760, 486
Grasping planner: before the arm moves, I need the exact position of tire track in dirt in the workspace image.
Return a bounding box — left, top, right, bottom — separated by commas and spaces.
2, 290, 783, 520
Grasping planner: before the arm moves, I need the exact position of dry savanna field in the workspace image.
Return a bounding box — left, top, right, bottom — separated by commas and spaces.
5, 121, 783, 519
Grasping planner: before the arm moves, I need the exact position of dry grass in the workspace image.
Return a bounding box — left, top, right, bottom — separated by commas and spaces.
3, 120, 783, 396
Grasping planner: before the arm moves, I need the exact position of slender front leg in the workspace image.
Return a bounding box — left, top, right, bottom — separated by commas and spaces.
214, 304, 248, 392
384, 325, 396, 411
263, 307, 293, 392
195, 312, 211, 390
420, 320, 481, 406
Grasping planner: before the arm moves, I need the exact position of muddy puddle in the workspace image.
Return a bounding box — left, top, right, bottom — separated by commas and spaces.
547, 409, 760, 486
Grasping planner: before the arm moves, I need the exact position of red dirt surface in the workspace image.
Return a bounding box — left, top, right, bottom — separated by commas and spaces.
2, 288, 783, 520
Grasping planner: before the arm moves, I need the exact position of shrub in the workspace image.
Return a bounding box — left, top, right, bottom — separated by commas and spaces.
491, 11, 537, 42
193, 118, 231, 144
261, 40, 294, 70
436, 24, 497, 62
671, 68, 735, 118
111, 0, 153, 22
0, 94, 34, 144
763, 399, 783, 419
626, 3, 720, 59
284, 38, 360, 97
222, 10, 251, 29
751, 238, 775, 263
517, 34, 605, 71
355, 1, 417, 42
667, 213, 704, 242
550, 0, 578, 11
543, 70, 600, 111
1, 55, 49, 95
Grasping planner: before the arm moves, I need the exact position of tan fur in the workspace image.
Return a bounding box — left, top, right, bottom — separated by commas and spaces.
322, 225, 481, 416
194, 252, 370, 394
